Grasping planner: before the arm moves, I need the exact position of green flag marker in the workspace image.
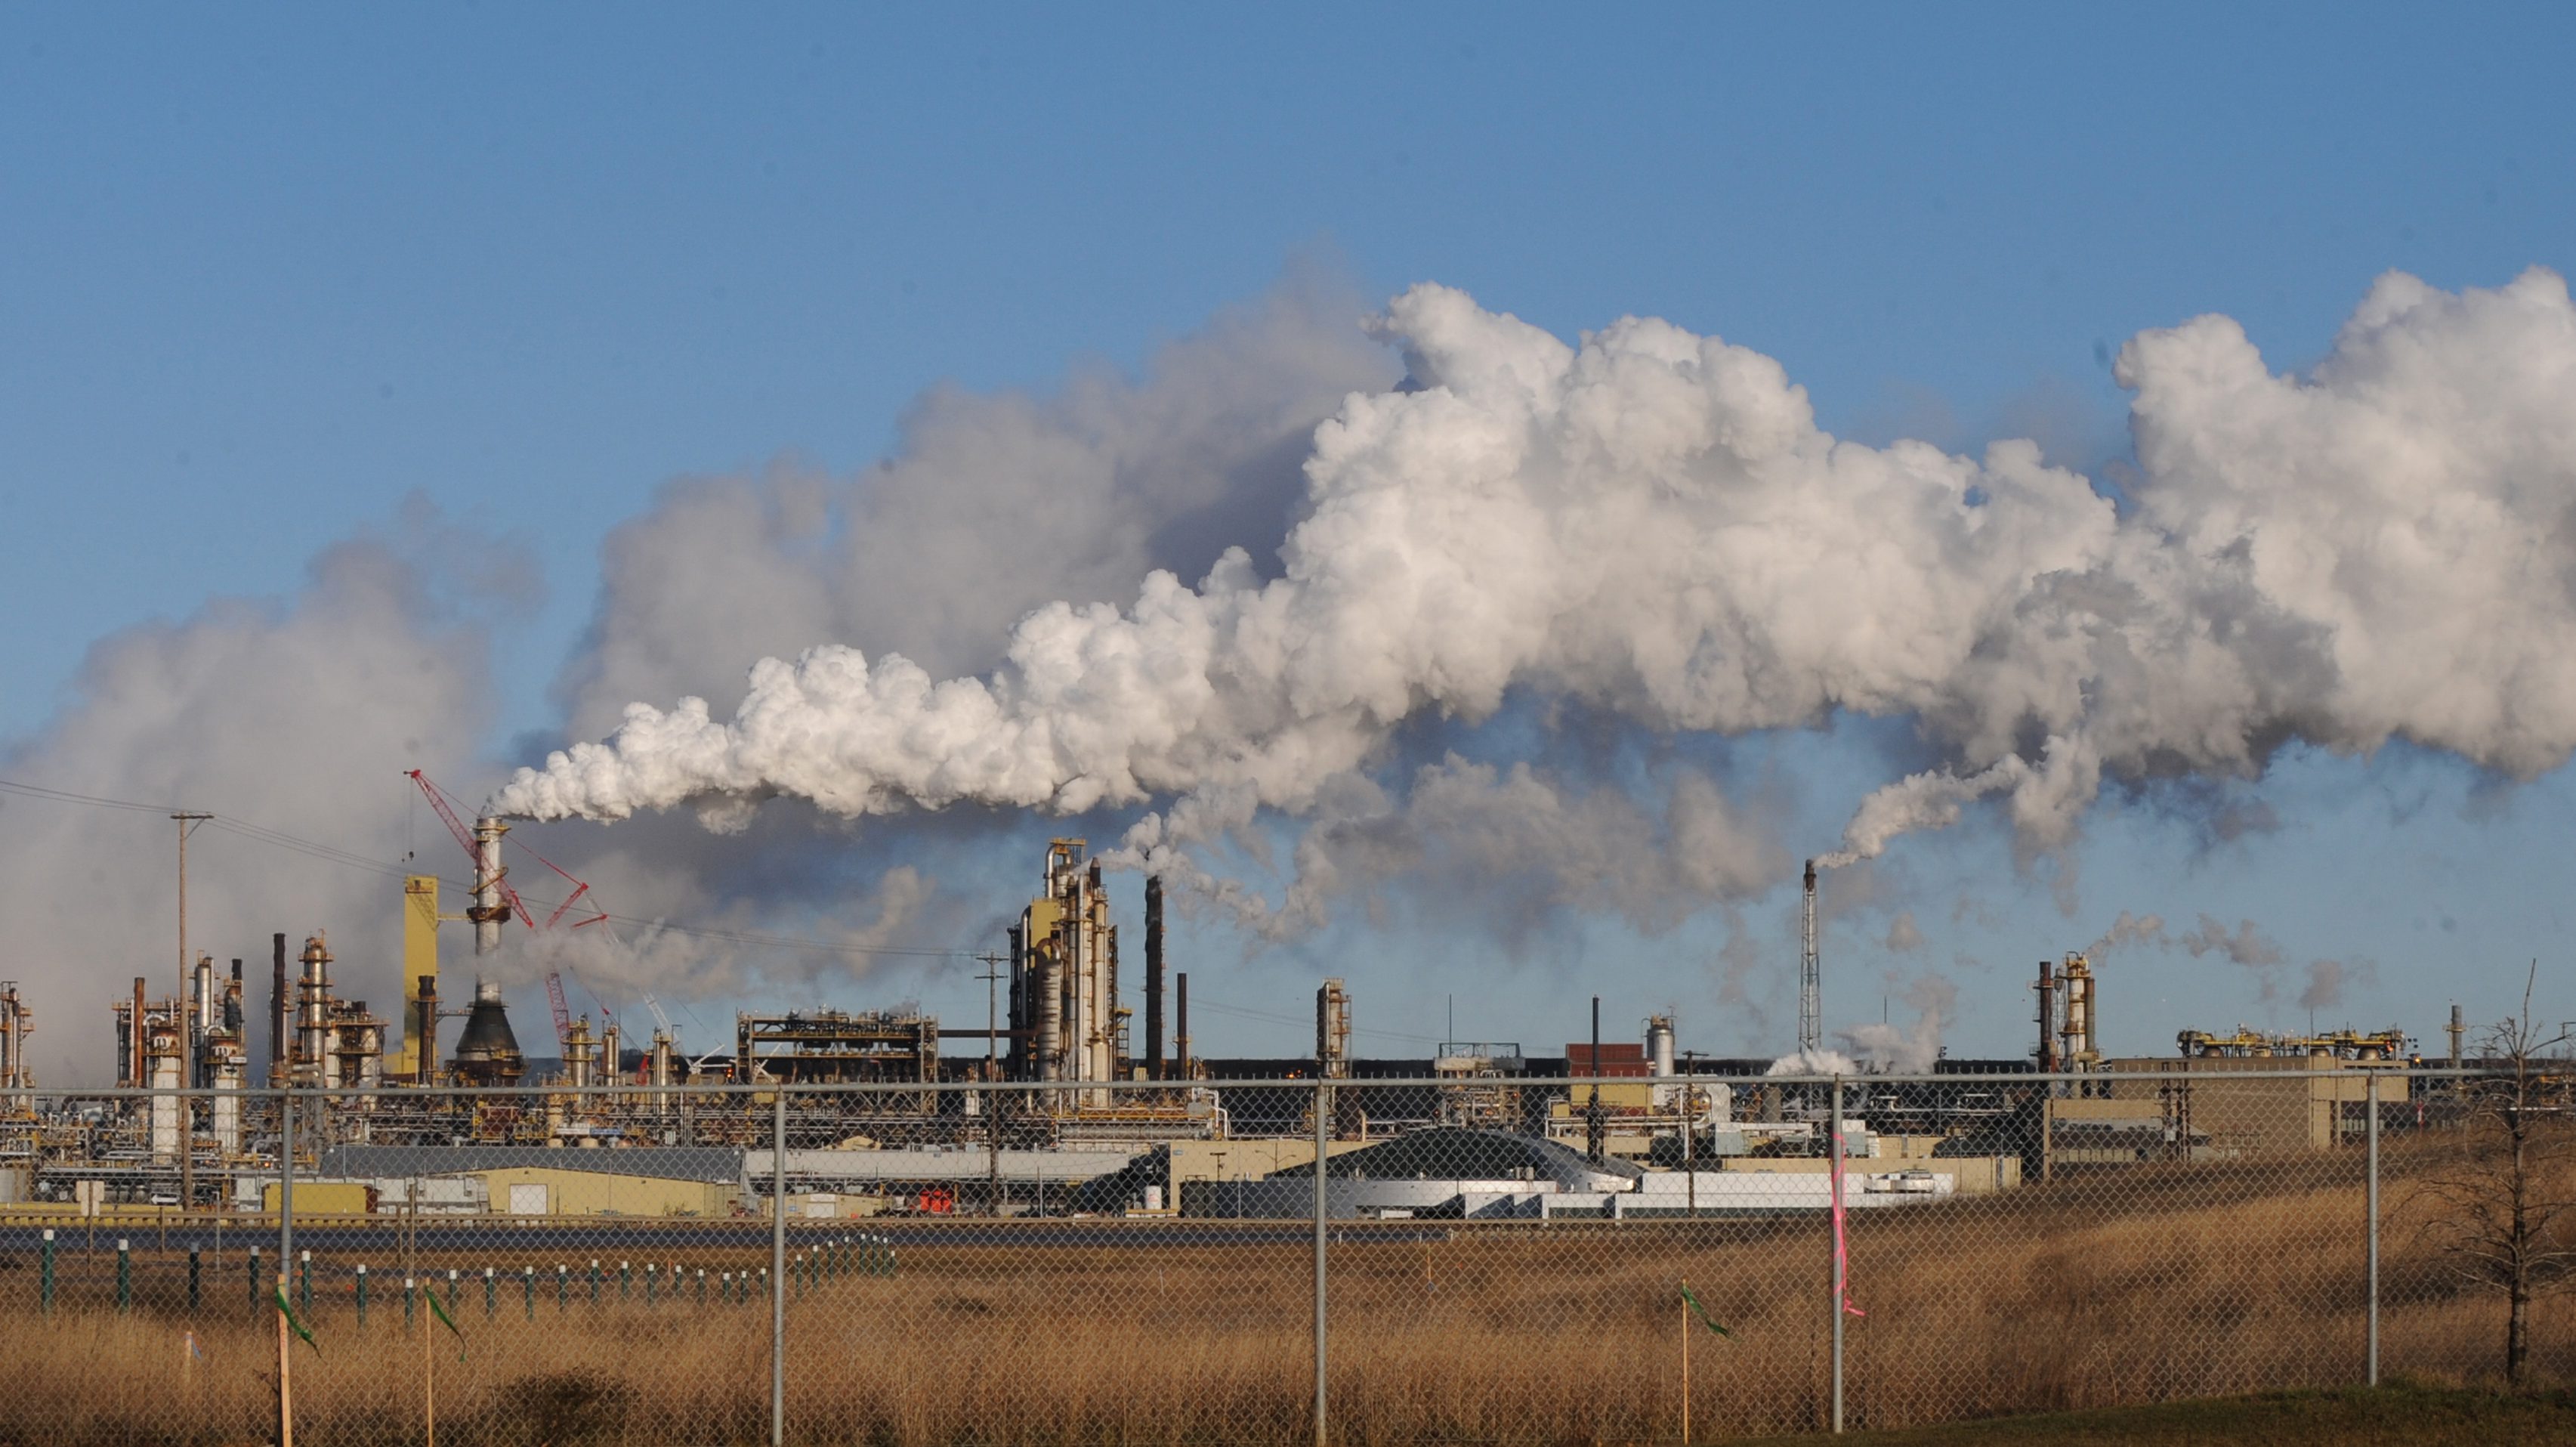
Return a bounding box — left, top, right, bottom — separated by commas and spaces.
427, 1285, 467, 1362
1679, 1282, 1731, 1338
274, 1284, 320, 1356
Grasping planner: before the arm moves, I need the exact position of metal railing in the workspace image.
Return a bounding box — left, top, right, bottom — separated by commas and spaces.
0, 1067, 2555, 1442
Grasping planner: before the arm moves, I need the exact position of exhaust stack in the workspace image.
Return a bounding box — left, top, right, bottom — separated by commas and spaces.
268, 933, 289, 1086
1798, 859, 1821, 1057
469, 817, 509, 958
1144, 875, 1166, 1080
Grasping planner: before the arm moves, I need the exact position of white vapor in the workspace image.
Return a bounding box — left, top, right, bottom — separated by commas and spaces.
0, 524, 505, 1084
498, 270, 2576, 905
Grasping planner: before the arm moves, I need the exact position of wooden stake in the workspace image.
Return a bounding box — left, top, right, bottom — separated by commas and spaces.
276, 1296, 294, 1447
423, 1288, 435, 1447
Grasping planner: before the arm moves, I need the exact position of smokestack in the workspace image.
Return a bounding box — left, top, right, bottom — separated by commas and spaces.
1799, 859, 1821, 1058
1175, 971, 1190, 1081
2034, 959, 2059, 1073
130, 976, 147, 1090
269, 932, 288, 1085
1586, 994, 1605, 1164
415, 975, 440, 1085
2448, 1002, 2465, 1070
1144, 875, 1166, 1081
226, 959, 243, 1034
470, 815, 508, 957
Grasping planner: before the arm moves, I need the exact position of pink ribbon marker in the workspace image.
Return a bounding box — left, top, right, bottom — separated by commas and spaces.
1831, 1120, 1866, 1319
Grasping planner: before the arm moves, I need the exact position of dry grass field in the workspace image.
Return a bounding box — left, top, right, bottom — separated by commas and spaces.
0, 1138, 2567, 1445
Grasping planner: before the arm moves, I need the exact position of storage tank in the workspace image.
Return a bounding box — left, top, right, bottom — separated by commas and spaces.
1645, 1014, 1676, 1077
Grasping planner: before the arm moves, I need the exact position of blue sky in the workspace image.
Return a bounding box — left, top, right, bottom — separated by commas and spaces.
5, 6, 2573, 1068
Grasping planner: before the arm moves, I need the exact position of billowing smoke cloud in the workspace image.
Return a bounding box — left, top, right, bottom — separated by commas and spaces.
499, 269, 2576, 920
555, 267, 1395, 741
1827, 973, 1957, 1074
2087, 909, 2169, 959
1882, 912, 1926, 954
498, 280, 2106, 842
2177, 914, 2287, 969
0, 518, 508, 1084
2082, 909, 2379, 1014
1186, 755, 1789, 941
480, 863, 941, 1004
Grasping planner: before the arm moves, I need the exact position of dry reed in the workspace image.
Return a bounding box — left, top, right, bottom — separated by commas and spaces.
0, 1139, 2565, 1445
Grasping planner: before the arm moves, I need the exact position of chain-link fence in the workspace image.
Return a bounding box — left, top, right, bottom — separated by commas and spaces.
0, 1068, 2564, 1443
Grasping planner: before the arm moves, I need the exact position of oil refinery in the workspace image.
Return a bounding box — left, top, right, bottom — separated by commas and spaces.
0, 811, 2469, 1227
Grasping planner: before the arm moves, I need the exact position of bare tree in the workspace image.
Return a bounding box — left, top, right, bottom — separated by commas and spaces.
2417, 964, 2576, 1384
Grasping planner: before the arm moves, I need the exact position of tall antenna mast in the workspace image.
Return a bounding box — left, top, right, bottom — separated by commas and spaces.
1799, 858, 1822, 1057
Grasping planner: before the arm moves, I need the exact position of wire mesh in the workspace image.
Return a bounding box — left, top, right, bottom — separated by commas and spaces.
0, 1068, 2562, 1443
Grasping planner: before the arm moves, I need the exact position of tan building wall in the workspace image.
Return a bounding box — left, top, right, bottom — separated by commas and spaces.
1168, 1137, 1373, 1186
473, 1167, 736, 1217
261, 1180, 372, 1214
2093, 1057, 2378, 1152
1711, 1154, 2020, 1195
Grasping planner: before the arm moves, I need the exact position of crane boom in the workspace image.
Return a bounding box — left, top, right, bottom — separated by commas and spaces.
545, 972, 573, 1052
406, 769, 535, 927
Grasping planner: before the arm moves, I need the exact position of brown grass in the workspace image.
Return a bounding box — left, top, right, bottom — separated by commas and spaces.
0, 1139, 2566, 1445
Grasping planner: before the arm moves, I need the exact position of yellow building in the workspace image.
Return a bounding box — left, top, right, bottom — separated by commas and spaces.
476, 1166, 735, 1217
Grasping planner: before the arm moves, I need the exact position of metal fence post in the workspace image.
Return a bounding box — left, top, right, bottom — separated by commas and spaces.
2367, 1070, 2380, 1386
1830, 1076, 1845, 1434
771, 1085, 789, 1447
1314, 1074, 1330, 1447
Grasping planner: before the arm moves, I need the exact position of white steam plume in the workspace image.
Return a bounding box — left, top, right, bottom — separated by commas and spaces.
0, 524, 505, 1084
555, 267, 1394, 741
499, 270, 2576, 884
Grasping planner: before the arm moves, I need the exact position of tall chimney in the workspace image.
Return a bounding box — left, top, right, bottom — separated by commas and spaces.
1798, 859, 1822, 1058
2034, 959, 2060, 1073
415, 975, 440, 1085
131, 976, 147, 1090
471, 816, 508, 958
1144, 875, 1166, 1081
1175, 971, 1190, 1081
269, 932, 289, 1085
1586, 994, 1605, 1164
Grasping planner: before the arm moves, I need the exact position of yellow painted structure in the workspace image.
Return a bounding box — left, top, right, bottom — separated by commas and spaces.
1167, 1137, 1373, 1185
1714, 1152, 2020, 1195
397, 875, 439, 1078
262, 1180, 374, 1214
474, 1166, 735, 1217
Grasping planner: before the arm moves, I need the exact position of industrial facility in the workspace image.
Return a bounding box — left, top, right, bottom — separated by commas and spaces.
0, 799, 2490, 1227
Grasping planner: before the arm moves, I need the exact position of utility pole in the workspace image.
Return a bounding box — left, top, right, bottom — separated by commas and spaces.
173, 813, 213, 1030
173, 812, 211, 1221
